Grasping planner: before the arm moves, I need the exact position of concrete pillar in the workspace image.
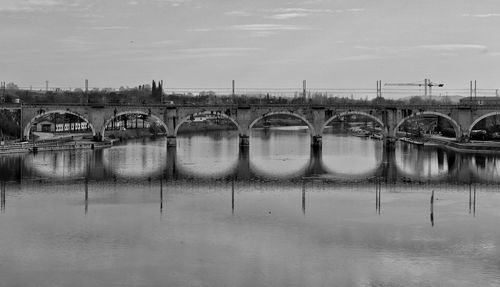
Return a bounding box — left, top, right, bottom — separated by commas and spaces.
453, 109, 473, 140
239, 135, 249, 146
236, 106, 252, 146
306, 144, 323, 176
236, 145, 250, 179
311, 107, 325, 149
381, 146, 397, 183
165, 107, 177, 137
166, 146, 177, 180
383, 137, 396, 150
382, 108, 397, 151
311, 135, 322, 148
167, 136, 176, 147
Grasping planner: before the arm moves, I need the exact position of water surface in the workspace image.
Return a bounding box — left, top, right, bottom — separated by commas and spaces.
1, 128, 500, 286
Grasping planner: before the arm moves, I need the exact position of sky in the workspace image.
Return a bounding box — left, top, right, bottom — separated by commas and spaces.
1, 0, 500, 96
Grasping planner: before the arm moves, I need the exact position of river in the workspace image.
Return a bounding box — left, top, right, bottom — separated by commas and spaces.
0, 127, 499, 286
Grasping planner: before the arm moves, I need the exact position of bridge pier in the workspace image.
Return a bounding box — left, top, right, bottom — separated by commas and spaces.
236, 145, 251, 179
167, 136, 176, 147
311, 135, 322, 149
383, 136, 396, 150
239, 135, 250, 146
166, 146, 178, 179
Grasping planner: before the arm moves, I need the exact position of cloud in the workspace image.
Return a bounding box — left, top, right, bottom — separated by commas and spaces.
354, 44, 488, 55
229, 24, 309, 31
124, 47, 264, 61
172, 47, 264, 59
271, 8, 332, 13
463, 13, 500, 18
268, 13, 308, 20
90, 26, 130, 30
154, 0, 192, 7
336, 54, 383, 61
346, 8, 364, 12
417, 44, 488, 53
260, 7, 363, 20
0, 0, 84, 12
186, 28, 214, 32
58, 36, 97, 52
225, 10, 252, 16
249, 31, 278, 37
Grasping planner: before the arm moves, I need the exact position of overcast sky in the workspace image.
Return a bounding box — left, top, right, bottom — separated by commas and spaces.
1, 0, 500, 94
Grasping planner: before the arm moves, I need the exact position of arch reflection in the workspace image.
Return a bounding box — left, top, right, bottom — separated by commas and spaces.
249, 128, 310, 178
321, 134, 383, 178
102, 139, 167, 179
24, 150, 90, 179
466, 154, 500, 183
395, 142, 451, 181
175, 132, 239, 178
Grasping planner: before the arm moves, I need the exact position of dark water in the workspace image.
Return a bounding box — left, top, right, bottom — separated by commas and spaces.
1, 128, 500, 286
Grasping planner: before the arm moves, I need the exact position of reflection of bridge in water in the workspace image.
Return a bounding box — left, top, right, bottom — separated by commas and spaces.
2, 145, 498, 184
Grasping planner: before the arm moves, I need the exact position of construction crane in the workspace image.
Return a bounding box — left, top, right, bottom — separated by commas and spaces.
384, 79, 444, 97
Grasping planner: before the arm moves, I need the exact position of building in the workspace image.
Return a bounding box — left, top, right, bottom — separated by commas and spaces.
36, 120, 55, 132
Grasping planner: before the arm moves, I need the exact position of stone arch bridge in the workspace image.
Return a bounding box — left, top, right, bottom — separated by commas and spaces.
9, 102, 500, 148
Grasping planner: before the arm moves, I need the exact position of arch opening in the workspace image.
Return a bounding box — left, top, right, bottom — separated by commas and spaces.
24, 110, 96, 141
468, 112, 500, 141
102, 111, 168, 139
248, 112, 312, 174
249, 111, 315, 134
393, 111, 461, 141
322, 111, 387, 138
174, 111, 240, 136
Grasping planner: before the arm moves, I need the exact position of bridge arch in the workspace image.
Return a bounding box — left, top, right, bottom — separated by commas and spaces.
249, 111, 315, 134
393, 111, 461, 140
174, 111, 241, 136
24, 110, 96, 140
102, 110, 168, 138
321, 111, 387, 135
467, 112, 500, 136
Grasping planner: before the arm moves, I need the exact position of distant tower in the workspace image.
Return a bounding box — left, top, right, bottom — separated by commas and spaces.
85, 79, 88, 93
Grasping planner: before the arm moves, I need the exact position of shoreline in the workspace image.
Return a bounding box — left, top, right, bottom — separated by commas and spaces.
0, 140, 113, 154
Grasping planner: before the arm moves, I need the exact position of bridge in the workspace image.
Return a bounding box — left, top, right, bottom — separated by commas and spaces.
3, 102, 500, 148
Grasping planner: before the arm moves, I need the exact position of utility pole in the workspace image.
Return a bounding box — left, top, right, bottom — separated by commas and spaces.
474, 80, 477, 100
470, 80, 473, 102
232, 80, 235, 97
303, 80, 307, 100
1, 82, 5, 103
376, 80, 382, 98
469, 80, 477, 105
424, 78, 428, 97
85, 79, 89, 104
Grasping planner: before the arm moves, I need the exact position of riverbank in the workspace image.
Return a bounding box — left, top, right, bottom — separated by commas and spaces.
106, 128, 166, 140
0, 139, 113, 154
